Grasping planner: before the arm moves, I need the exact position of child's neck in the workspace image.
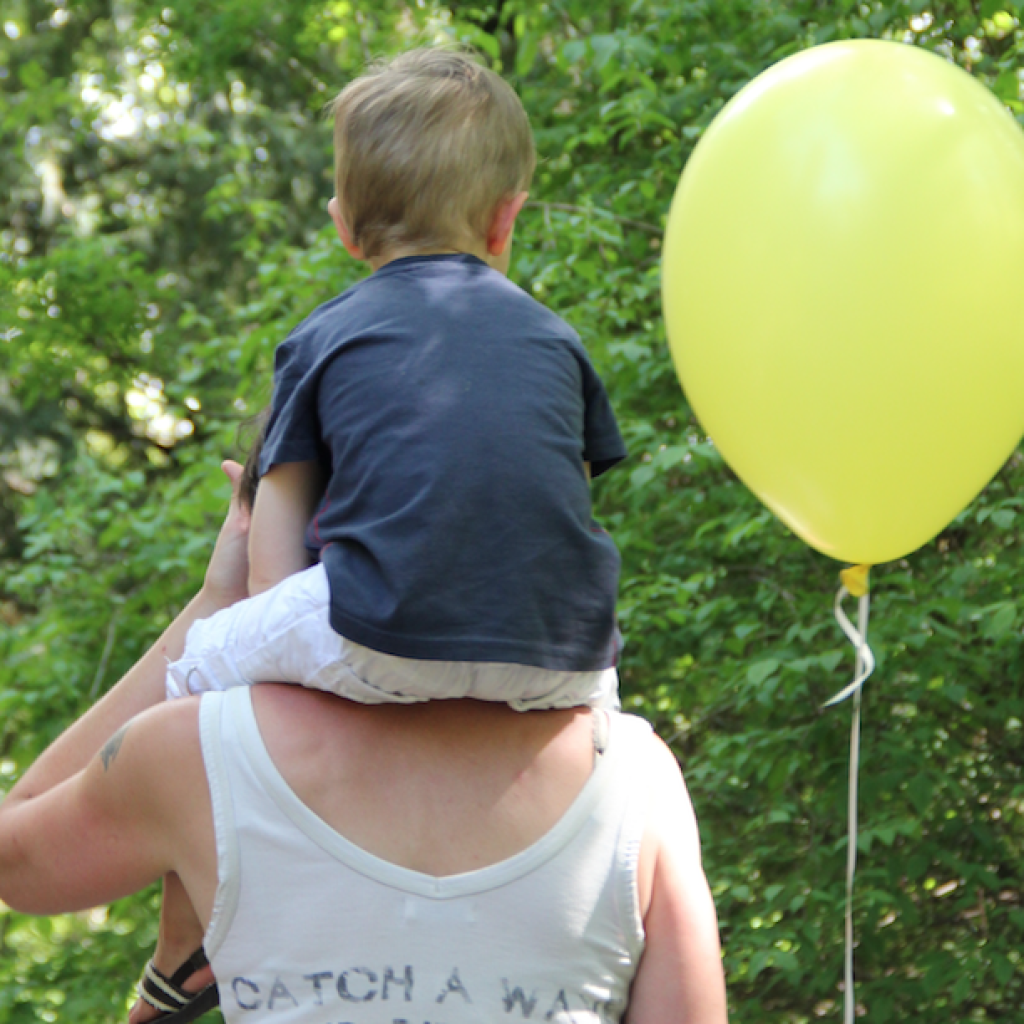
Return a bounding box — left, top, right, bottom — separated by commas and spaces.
370, 241, 499, 274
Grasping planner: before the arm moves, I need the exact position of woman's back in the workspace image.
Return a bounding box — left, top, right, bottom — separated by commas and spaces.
255, 685, 599, 874
204, 686, 652, 1022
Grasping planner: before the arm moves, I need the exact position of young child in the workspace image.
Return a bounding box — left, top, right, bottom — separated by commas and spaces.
134, 48, 627, 1022
164, 47, 627, 713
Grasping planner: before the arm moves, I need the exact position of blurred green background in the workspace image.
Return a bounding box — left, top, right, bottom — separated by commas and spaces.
2, 1, 1024, 1020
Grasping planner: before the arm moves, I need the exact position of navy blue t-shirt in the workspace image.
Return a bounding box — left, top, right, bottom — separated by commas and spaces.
260, 253, 626, 671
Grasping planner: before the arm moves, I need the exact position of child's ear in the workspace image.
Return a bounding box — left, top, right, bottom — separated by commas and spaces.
486, 191, 529, 256
329, 197, 364, 260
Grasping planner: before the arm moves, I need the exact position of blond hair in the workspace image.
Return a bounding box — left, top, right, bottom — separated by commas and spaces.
330, 48, 535, 260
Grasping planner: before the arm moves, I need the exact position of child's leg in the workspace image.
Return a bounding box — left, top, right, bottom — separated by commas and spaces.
169, 567, 457, 704
470, 663, 620, 710
325, 643, 621, 709
166, 563, 344, 697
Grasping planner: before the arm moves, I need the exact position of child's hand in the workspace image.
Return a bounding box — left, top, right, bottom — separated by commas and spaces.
200, 461, 252, 608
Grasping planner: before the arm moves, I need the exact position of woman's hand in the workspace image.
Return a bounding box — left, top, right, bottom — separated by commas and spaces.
199, 461, 252, 609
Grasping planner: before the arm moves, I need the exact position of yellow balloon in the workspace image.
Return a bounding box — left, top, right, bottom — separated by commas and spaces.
662, 40, 1024, 565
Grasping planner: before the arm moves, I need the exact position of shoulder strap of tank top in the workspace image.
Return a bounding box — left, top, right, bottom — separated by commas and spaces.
605, 711, 657, 958
592, 707, 610, 754
199, 689, 243, 957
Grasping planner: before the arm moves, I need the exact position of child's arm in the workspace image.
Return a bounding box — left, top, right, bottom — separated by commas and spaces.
247, 460, 327, 595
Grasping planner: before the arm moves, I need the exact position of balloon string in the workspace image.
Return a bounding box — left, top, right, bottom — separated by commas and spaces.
825, 586, 872, 1024
824, 586, 875, 707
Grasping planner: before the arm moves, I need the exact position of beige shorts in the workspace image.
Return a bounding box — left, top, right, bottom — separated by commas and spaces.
166, 564, 619, 711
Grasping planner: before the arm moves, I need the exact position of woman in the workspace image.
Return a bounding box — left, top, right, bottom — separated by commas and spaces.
0, 463, 727, 1023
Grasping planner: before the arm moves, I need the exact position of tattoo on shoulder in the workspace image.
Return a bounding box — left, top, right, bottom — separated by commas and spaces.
100, 725, 130, 772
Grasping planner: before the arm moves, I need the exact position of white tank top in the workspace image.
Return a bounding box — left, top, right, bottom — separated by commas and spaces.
200, 687, 653, 1023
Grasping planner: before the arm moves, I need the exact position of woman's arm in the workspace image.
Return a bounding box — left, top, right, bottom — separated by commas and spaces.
627, 739, 729, 1024
2, 460, 250, 803
0, 462, 248, 957
0, 699, 207, 915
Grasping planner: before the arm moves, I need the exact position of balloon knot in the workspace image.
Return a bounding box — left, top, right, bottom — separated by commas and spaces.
840, 564, 871, 597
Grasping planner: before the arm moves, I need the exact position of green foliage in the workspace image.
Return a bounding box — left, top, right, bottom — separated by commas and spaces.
3, 1, 1024, 1020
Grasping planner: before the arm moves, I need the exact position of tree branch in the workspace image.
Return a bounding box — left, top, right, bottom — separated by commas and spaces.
88, 605, 123, 701
527, 200, 662, 235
